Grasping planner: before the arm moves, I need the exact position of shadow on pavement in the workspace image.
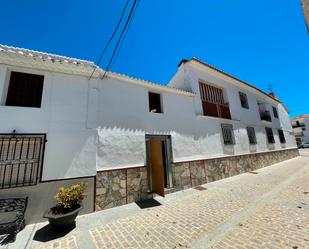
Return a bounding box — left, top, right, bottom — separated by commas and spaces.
33, 223, 75, 242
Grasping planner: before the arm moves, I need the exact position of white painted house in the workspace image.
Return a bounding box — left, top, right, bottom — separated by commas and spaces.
292, 115, 309, 145
0, 45, 298, 223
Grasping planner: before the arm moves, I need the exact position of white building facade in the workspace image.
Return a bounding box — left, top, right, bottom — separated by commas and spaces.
292, 115, 309, 145
0, 45, 298, 223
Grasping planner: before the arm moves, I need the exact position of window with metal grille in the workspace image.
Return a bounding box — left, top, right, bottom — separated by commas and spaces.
6, 72, 44, 108
278, 129, 286, 144
265, 127, 275, 144
221, 124, 235, 145
199, 82, 225, 104
246, 127, 257, 144
0, 134, 45, 189
272, 106, 278, 118
239, 92, 249, 109
199, 82, 231, 119
148, 92, 162, 113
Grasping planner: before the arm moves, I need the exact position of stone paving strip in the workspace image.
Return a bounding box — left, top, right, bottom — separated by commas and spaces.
89, 156, 309, 249
33, 236, 77, 249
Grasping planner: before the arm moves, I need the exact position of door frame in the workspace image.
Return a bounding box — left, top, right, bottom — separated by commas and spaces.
145, 135, 173, 193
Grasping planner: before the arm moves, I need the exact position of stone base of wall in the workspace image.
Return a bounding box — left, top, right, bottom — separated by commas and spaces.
95, 166, 148, 211
95, 148, 299, 211
172, 148, 299, 190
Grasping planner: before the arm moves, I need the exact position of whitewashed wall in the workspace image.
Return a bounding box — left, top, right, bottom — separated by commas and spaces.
168, 61, 296, 157
95, 66, 296, 170
0, 64, 96, 180
292, 117, 309, 142
0, 60, 297, 179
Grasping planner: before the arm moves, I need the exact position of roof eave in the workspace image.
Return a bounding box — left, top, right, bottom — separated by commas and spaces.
180, 57, 282, 105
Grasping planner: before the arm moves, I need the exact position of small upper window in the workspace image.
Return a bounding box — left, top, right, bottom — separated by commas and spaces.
239, 92, 249, 109
246, 127, 257, 144
221, 124, 235, 145
272, 106, 278, 118
148, 92, 162, 113
5, 72, 44, 108
265, 127, 275, 144
278, 129, 286, 144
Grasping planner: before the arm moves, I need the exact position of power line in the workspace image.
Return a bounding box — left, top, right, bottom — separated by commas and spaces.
101, 0, 138, 80
112, 0, 141, 68
89, 0, 130, 80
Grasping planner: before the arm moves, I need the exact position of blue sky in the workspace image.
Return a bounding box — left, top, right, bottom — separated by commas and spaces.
0, 0, 308, 116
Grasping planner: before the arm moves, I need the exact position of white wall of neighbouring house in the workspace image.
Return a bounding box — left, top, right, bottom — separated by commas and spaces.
0, 64, 97, 181
292, 117, 309, 143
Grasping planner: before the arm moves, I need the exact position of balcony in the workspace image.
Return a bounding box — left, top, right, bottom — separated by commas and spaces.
202, 100, 231, 120
260, 110, 272, 122
292, 123, 305, 128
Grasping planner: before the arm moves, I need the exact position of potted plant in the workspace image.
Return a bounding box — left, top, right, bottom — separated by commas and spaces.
43, 183, 86, 227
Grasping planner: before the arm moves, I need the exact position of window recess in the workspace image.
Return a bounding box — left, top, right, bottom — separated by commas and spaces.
265, 127, 275, 144
278, 129, 286, 144
239, 92, 249, 109
258, 102, 272, 122
148, 92, 162, 113
5, 72, 44, 108
247, 127, 257, 144
221, 124, 235, 145
199, 82, 231, 119
272, 106, 278, 118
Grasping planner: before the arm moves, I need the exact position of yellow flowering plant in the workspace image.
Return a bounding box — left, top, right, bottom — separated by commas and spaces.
52, 183, 86, 214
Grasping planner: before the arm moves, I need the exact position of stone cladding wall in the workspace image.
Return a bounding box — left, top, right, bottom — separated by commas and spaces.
96, 149, 299, 210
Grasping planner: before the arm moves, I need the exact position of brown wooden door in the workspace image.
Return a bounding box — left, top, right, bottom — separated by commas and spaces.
149, 139, 165, 197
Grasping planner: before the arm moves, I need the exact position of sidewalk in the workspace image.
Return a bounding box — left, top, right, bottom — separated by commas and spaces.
3, 149, 309, 249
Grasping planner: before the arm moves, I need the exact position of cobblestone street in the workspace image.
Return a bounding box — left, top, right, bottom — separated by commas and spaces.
90, 151, 309, 249
6, 150, 309, 249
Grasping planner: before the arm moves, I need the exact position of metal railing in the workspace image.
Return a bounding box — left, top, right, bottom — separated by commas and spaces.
0, 134, 46, 189
202, 101, 231, 120
292, 123, 305, 128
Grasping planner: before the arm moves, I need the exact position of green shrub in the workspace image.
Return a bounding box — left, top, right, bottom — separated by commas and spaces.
52, 183, 86, 214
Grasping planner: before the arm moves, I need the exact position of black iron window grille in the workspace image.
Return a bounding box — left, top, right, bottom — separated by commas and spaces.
265, 127, 275, 144
278, 129, 286, 144
272, 106, 278, 118
247, 127, 257, 144
221, 124, 235, 145
239, 92, 249, 109
0, 134, 46, 189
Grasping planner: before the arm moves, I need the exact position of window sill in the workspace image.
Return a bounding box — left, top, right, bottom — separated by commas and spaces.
149, 112, 164, 114
261, 120, 272, 124
196, 115, 240, 123
0, 105, 42, 110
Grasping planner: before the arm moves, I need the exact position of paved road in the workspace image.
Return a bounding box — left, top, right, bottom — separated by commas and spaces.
7, 149, 309, 249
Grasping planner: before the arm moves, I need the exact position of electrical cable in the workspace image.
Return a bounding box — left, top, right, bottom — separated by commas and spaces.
89, 0, 130, 80
112, 0, 141, 68
101, 0, 138, 80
